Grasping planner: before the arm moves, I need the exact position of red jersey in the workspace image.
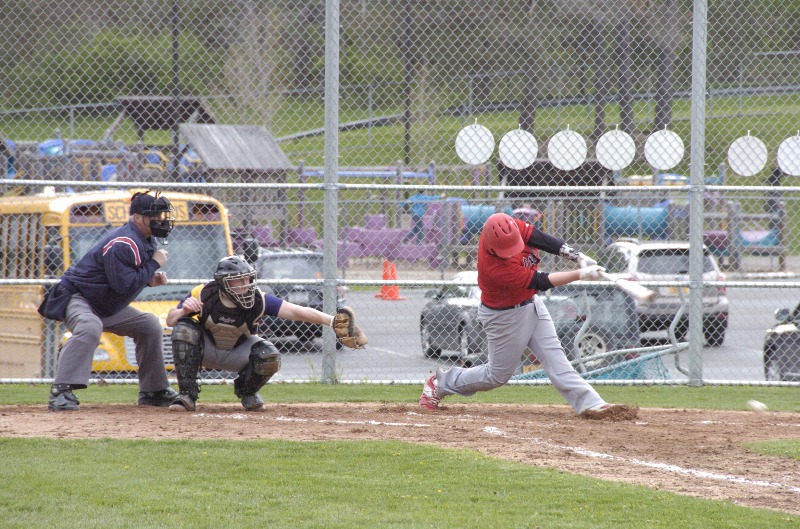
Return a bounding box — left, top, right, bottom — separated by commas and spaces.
477, 217, 540, 308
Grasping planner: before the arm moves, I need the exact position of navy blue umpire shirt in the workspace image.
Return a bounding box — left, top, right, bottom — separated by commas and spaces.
59, 221, 163, 318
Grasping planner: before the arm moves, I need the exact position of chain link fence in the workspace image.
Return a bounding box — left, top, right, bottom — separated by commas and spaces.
1, 1, 798, 386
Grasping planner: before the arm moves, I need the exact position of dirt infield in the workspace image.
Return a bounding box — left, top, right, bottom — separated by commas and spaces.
1, 403, 798, 515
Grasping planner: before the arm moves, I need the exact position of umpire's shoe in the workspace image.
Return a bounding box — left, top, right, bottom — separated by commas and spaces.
169, 393, 196, 412
48, 384, 80, 412
138, 387, 179, 407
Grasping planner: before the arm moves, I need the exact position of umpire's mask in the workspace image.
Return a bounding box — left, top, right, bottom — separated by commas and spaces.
130, 191, 176, 238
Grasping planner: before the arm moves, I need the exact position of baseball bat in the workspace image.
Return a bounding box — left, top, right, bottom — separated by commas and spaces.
599, 271, 657, 302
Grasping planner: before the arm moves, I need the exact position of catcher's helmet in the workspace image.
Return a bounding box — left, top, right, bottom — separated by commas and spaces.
130, 191, 175, 238
482, 213, 524, 258
214, 255, 257, 309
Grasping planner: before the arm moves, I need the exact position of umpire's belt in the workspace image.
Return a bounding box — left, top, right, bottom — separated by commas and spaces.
481, 298, 534, 311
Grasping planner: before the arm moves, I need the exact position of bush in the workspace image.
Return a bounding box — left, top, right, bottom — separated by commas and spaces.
8, 30, 222, 108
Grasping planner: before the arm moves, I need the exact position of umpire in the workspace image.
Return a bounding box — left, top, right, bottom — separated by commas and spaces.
39, 191, 178, 411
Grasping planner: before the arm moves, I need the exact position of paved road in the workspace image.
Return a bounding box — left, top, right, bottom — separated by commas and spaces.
273, 285, 800, 383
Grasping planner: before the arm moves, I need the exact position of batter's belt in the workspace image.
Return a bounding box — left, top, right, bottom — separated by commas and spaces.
480, 297, 534, 311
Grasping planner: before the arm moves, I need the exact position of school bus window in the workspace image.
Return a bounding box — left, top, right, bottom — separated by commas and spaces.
70, 226, 110, 264
44, 227, 63, 277
70, 204, 105, 224
190, 202, 221, 221
0, 215, 8, 275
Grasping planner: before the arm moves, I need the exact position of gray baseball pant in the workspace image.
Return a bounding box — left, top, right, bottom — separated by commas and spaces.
199, 334, 266, 372
435, 295, 606, 414
54, 294, 170, 392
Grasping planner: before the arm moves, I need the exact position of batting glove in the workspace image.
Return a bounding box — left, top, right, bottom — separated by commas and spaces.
578, 253, 597, 268
559, 244, 580, 261
579, 265, 606, 281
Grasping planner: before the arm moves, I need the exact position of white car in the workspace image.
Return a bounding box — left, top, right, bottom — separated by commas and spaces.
596, 238, 728, 346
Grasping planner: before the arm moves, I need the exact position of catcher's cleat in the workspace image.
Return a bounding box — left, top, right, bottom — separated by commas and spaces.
241, 393, 264, 411
48, 384, 79, 412
419, 374, 442, 410
138, 387, 179, 407
579, 403, 639, 421
169, 393, 196, 412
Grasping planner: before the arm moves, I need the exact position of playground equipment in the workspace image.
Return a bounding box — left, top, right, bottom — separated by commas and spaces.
602, 173, 787, 271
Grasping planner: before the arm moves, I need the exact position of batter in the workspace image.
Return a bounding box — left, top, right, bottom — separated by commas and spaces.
419, 212, 638, 420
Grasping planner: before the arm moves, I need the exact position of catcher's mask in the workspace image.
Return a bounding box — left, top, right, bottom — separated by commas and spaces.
214, 256, 257, 309
482, 213, 524, 258
130, 191, 175, 239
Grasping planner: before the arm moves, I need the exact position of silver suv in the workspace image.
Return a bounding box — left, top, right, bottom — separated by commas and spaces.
596, 239, 728, 346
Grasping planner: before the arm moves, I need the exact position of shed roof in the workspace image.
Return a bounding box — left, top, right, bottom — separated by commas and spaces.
180, 124, 293, 172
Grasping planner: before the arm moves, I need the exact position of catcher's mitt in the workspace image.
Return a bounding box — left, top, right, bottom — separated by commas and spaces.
332, 307, 368, 349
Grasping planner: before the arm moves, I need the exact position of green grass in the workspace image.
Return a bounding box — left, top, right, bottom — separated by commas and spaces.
0, 438, 797, 529
2, 383, 800, 411
1, 384, 798, 527
744, 440, 800, 461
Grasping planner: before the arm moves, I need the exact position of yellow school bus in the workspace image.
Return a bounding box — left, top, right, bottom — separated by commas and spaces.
0, 189, 233, 377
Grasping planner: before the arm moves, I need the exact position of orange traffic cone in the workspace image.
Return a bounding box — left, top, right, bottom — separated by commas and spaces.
387, 261, 407, 300
376, 260, 406, 300
375, 260, 393, 299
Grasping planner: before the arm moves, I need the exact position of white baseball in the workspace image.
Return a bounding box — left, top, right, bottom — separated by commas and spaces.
746, 400, 768, 413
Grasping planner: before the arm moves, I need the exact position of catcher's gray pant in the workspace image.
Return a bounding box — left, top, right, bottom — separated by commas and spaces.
199, 334, 268, 373
54, 294, 169, 392
436, 295, 606, 414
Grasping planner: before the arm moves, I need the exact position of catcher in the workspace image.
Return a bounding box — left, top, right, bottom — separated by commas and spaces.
165, 255, 366, 412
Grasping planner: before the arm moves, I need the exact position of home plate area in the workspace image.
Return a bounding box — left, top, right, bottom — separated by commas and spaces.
0, 402, 798, 514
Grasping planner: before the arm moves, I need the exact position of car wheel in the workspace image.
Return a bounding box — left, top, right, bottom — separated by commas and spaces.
674, 319, 689, 343
459, 324, 470, 359
704, 319, 727, 347
704, 327, 725, 347
420, 323, 441, 358
577, 333, 607, 359
764, 351, 782, 381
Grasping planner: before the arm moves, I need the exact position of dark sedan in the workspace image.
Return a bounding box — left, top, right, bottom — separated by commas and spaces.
763, 303, 800, 381
251, 247, 346, 349
419, 272, 641, 369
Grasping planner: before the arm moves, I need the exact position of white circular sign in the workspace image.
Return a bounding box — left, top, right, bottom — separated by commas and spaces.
455, 124, 495, 165
595, 129, 636, 171
547, 129, 587, 171
644, 130, 684, 171
498, 129, 538, 170
727, 135, 768, 176
777, 135, 800, 176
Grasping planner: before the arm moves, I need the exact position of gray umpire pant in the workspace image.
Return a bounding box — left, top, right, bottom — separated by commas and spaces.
54, 294, 170, 392
436, 294, 606, 414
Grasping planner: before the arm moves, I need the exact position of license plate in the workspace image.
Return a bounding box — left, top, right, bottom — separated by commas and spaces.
667, 287, 689, 296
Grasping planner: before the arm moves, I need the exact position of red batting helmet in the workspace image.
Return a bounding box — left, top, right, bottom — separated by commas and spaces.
482, 213, 524, 258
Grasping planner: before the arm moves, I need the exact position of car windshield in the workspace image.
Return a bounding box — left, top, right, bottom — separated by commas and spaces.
442, 282, 483, 300
70, 225, 229, 300
258, 256, 323, 280
547, 286, 635, 327
637, 249, 715, 275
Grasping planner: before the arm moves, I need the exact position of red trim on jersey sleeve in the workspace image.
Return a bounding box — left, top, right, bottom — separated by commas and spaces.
102, 237, 141, 266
